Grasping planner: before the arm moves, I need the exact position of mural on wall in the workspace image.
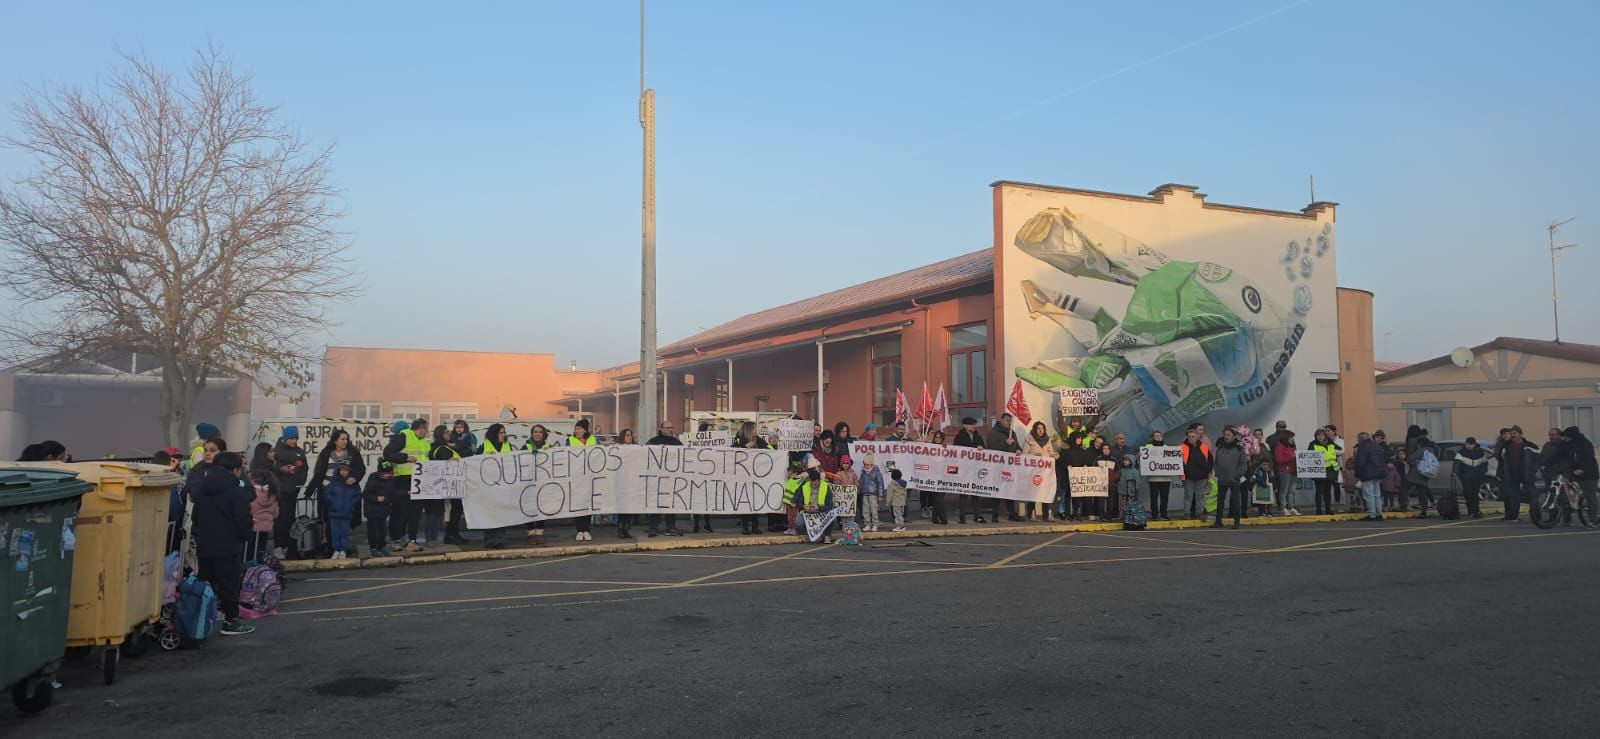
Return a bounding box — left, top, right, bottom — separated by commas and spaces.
1000, 193, 1335, 442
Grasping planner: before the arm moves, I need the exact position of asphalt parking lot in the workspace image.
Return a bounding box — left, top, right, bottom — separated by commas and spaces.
5, 517, 1596, 737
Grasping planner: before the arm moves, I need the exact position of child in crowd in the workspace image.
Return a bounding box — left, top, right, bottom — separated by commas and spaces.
832, 453, 861, 527
1251, 458, 1274, 518
857, 454, 885, 532
247, 470, 277, 560
782, 461, 806, 536
1382, 449, 1406, 512
1118, 453, 1139, 505
361, 461, 395, 558
322, 463, 362, 560
886, 468, 908, 532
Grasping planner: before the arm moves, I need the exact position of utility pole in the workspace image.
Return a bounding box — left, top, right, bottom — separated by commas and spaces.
1548, 218, 1577, 343
638, 0, 659, 437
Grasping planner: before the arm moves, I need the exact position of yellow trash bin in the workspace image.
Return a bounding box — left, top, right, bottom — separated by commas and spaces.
18, 462, 180, 685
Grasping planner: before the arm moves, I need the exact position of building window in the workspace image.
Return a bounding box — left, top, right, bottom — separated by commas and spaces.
682, 396, 694, 427
391, 403, 432, 423
437, 403, 479, 424
340, 401, 381, 420
714, 376, 729, 412
1552, 404, 1597, 438
1404, 407, 1450, 439
876, 334, 902, 428
948, 323, 988, 417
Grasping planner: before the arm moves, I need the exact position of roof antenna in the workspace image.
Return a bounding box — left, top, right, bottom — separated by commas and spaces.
1308, 174, 1316, 202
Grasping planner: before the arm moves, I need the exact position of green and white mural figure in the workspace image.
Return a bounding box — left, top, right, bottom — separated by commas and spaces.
1011, 207, 1330, 440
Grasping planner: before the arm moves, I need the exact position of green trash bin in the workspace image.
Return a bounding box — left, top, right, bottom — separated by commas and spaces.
0, 468, 91, 714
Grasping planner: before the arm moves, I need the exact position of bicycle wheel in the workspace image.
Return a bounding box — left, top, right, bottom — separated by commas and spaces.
1531, 485, 1561, 529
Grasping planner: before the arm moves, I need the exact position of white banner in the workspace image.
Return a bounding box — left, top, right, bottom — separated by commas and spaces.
777, 419, 814, 452
1069, 466, 1109, 498
1139, 446, 1183, 477
1295, 451, 1327, 478
1057, 388, 1101, 418
846, 441, 1055, 503
682, 430, 732, 448
416, 444, 789, 528
802, 509, 839, 542
253, 418, 576, 480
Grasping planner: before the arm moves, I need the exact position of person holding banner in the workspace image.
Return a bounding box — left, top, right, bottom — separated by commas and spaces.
986, 414, 1024, 522
1180, 425, 1213, 521
1309, 429, 1341, 516
797, 466, 836, 543
733, 422, 769, 536
421, 425, 460, 546
1023, 421, 1058, 521
382, 418, 431, 553
478, 423, 516, 549
647, 421, 686, 537
1143, 431, 1175, 521
444, 420, 477, 545
615, 429, 638, 539
1211, 428, 1249, 529
566, 419, 599, 541
954, 417, 988, 522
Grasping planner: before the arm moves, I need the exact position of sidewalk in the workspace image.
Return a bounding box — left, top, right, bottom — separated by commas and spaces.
285, 504, 1477, 572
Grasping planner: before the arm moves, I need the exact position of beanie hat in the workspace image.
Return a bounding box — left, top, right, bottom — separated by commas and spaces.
575, 418, 591, 431
282, 426, 299, 440
195, 422, 219, 440
392, 420, 409, 434
862, 454, 875, 465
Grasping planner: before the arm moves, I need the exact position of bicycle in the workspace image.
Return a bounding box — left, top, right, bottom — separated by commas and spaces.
1531, 474, 1598, 529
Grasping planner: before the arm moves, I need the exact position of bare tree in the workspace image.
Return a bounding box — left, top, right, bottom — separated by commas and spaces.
0, 51, 354, 447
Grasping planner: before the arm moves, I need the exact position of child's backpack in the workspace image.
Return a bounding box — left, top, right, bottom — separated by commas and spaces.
1417, 448, 1440, 478
1123, 496, 1148, 531
839, 519, 862, 546
174, 575, 220, 642
291, 497, 322, 558
1436, 489, 1460, 519
239, 560, 284, 619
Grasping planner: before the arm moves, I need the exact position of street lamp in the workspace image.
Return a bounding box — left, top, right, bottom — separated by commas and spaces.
1548, 218, 1577, 343
638, 0, 659, 437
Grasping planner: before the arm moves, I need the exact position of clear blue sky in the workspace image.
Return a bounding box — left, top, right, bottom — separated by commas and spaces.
2, 0, 1596, 368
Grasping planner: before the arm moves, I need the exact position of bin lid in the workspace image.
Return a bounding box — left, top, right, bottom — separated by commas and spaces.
11, 462, 184, 499
0, 467, 94, 507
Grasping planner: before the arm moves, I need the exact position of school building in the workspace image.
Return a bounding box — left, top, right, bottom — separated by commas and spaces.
1376, 337, 1600, 441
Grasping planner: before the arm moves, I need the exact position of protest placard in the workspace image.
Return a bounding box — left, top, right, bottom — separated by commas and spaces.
410, 458, 467, 499
831, 484, 859, 517
682, 429, 732, 448
1253, 481, 1275, 506
777, 419, 814, 452
254, 418, 575, 480
802, 509, 839, 542
1068, 466, 1109, 498
423, 444, 790, 528
847, 440, 1055, 503
1057, 388, 1101, 418
1139, 446, 1184, 477
1295, 451, 1328, 478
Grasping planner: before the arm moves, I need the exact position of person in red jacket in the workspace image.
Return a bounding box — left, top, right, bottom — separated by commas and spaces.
1273, 429, 1300, 516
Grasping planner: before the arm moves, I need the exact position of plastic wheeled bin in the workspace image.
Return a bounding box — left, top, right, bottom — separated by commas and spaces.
0, 467, 91, 714
18, 462, 180, 686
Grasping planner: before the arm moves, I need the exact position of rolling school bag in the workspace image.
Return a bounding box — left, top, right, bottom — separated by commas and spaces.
290, 497, 322, 559
174, 575, 220, 642
239, 561, 284, 619
1123, 497, 1148, 531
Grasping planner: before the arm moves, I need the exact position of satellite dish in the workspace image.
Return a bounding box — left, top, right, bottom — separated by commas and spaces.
1449, 347, 1475, 368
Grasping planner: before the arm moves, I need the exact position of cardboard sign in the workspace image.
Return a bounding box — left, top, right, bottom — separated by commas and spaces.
682, 429, 733, 448
1068, 466, 1109, 498
831, 484, 859, 517
802, 509, 839, 542
1139, 446, 1183, 477
1057, 388, 1102, 418
777, 419, 815, 452
1295, 451, 1328, 479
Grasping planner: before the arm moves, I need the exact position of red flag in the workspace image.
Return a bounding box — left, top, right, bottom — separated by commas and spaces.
1006, 379, 1033, 426
893, 389, 909, 426
916, 382, 934, 424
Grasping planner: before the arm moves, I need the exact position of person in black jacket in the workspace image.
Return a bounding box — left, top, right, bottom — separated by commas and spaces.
306, 428, 367, 557
985, 414, 1023, 521
647, 421, 685, 536
1495, 426, 1540, 521
271, 428, 309, 557
734, 422, 770, 536
192, 452, 255, 636
953, 417, 988, 522
1561, 426, 1598, 522
362, 461, 396, 558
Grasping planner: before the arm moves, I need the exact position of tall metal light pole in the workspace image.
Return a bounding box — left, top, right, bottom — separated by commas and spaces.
638, 0, 659, 437
1548, 218, 1577, 343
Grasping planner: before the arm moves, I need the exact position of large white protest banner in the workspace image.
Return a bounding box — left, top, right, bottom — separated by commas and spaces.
254, 418, 575, 480
682, 430, 732, 448
1068, 466, 1109, 498
777, 419, 814, 452
846, 441, 1054, 503
1139, 446, 1183, 477
1295, 451, 1328, 479
419, 444, 790, 528
1057, 388, 1101, 418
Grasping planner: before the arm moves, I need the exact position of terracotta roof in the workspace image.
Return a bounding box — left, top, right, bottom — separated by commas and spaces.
1373, 361, 1411, 373
660, 249, 993, 356
1377, 336, 1600, 382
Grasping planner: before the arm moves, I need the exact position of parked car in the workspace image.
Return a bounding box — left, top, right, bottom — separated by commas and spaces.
1384, 439, 1501, 501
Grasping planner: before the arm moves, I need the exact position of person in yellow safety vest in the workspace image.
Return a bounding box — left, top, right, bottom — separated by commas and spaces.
476, 423, 515, 549
566, 419, 598, 542
417, 425, 459, 547
1310, 428, 1342, 517
381, 418, 432, 553
781, 461, 806, 535
797, 466, 837, 543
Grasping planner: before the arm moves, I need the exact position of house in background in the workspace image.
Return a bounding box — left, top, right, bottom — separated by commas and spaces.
1376, 337, 1600, 440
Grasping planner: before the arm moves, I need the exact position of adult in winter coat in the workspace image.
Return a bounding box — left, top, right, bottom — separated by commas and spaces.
1453, 437, 1491, 519
1143, 431, 1176, 521
383, 418, 431, 550
1494, 426, 1540, 521
1561, 426, 1598, 522
1211, 428, 1249, 528
271, 427, 310, 557
191, 452, 256, 635
1407, 431, 1440, 518
1309, 429, 1342, 516
985, 414, 1023, 520
1180, 425, 1214, 519
1272, 431, 1298, 515
307, 428, 366, 557
1023, 421, 1059, 521
1353, 431, 1389, 520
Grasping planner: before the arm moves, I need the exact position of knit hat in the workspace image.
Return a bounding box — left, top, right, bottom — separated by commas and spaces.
862, 454, 875, 465
392, 420, 409, 434
839, 454, 853, 467
378, 459, 394, 472
282, 426, 299, 439
864, 423, 876, 431
195, 422, 219, 440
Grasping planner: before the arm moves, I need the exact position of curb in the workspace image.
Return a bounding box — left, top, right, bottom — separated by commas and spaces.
282, 511, 1376, 573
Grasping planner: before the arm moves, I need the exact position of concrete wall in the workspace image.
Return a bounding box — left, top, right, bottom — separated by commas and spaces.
1378, 351, 1600, 440
0, 372, 244, 459
319, 347, 604, 422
